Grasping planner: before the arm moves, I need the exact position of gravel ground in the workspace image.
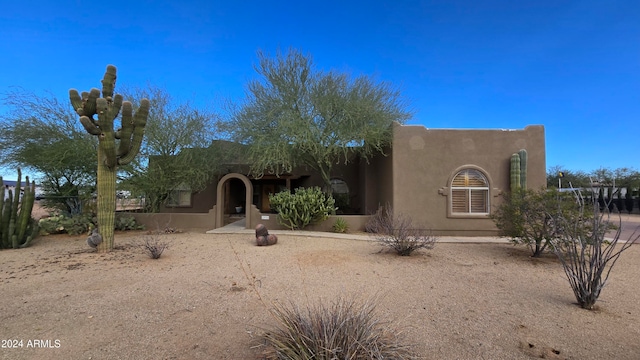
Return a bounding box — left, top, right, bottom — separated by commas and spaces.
1, 230, 639, 359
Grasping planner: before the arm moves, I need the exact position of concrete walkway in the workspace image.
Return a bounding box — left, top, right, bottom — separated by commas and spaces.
206, 219, 510, 243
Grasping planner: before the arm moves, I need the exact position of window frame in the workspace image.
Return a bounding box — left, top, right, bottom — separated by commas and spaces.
166, 183, 193, 208
447, 167, 491, 218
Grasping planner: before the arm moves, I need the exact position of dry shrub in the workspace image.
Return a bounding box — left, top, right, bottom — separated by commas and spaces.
261, 297, 415, 359
366, 206, 436, 256
138, 234, 170, 259
550, 188, 640, 310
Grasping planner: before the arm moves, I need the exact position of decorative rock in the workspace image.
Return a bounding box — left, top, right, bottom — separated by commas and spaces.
255, 223, 269, 237
255, 224, 278, 246
87, 228, 102, 248
266, 234, 278, 245
256, 235, 269, 246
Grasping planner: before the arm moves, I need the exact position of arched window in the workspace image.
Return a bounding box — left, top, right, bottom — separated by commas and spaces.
450, 169, 489, 214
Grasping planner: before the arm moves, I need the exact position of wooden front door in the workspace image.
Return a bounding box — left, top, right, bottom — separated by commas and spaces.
261, 184, 275, 212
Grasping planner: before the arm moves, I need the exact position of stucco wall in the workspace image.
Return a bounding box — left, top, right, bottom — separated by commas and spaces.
359, 146, 394, 215
160, 179, 218, 213
129, 210, 216, 231
390, 124, 546, 236
249, 212, 370, 233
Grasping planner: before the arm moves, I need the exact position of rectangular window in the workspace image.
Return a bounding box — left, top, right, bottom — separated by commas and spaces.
167, 184, 192, 207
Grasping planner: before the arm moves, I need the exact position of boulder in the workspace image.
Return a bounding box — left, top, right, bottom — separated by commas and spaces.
255, 224, 277, 246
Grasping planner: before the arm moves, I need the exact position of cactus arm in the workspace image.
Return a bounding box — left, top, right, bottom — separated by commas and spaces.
9, 170, 21, 248
19, 236, 34, 248
117, 101, 134, 156
2, 197, 11, 247
101, 64, 117, 98
9, 195, 16, 248
118, 98, 149, 165
19, 221, 38, 248
108, 93, 123, 121
69, 89, 84, 115
16, 178, 35, 246
80, 116, 101, 135
84, 88, 101, 118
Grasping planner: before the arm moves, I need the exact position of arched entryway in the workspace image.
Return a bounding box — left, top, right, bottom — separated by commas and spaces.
215, 173, 253, 229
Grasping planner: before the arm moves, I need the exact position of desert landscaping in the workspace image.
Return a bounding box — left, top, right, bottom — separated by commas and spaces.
1, 225, 639, 360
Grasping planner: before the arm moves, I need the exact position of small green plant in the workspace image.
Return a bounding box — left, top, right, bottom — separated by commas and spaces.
366, 205, 436, 256
61, 214, 95, 235
38, 213, 95, 235
332, 217, 349, 233
261, 297, 415, 359
269, 187, 336, 230
38, 213, 143, 236
114, 213, 144, 231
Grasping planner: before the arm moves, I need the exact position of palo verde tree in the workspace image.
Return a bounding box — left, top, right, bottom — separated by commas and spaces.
69, 65, 150, 252
117, 85, 229, 212
231, 48, 411, 191
0, 89, 97, 214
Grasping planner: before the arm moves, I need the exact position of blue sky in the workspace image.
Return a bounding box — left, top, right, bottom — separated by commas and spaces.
1, 0, 638, 180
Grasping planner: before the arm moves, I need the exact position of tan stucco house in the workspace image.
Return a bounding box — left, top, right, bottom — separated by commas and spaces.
135, 123, 545, 236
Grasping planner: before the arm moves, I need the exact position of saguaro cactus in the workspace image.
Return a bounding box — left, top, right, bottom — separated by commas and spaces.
69, 65, 150, 252
0, 168, 39, 249
518, 149, 527, 189
510, 153, 521, 191
510, 149, 528, 191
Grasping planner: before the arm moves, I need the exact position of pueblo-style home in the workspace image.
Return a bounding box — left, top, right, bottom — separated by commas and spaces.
134, 123, 545, 236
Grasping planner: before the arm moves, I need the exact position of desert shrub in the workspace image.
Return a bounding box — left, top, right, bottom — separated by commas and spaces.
138, 233, 170, 259
491, 188, 582, 257
114, 213, 144, 231
261, 297, 415, 359
550, 188, 639, 310
269, 187, 336, 230
38, 215, 65, 235
366, 206, 436, 256
38, 213, 96, 235
39, 213, 143, 235
332, 217, 349, 233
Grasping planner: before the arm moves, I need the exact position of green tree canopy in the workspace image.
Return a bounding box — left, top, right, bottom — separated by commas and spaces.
118, 85, 230, 211
546, 166, 590, 189
548, 165, 640, 193
0, 88, 97, 213
230, 49, 412, 189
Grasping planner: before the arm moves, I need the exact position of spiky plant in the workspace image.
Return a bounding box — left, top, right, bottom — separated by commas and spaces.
69, 65, 150, 252
261, 297, 416, 359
